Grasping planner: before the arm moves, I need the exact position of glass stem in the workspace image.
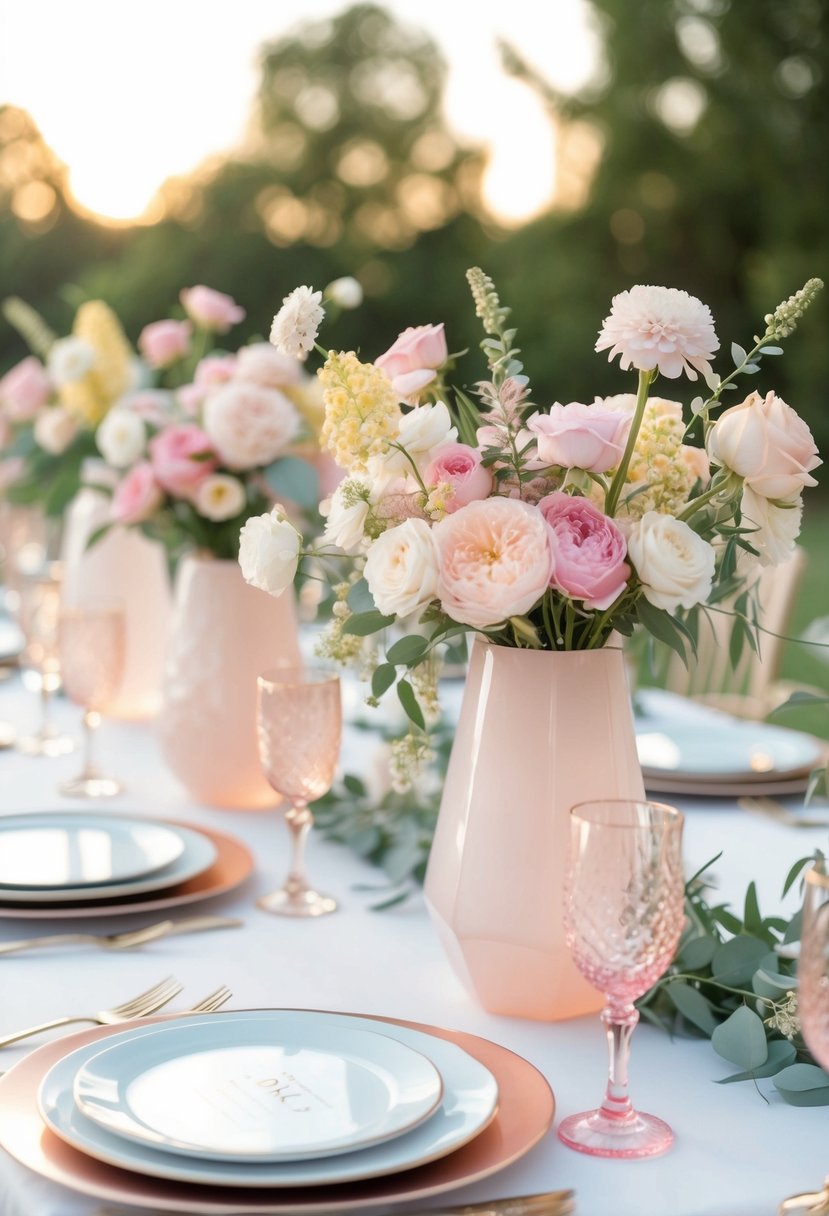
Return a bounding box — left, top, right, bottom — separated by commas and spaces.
38, 679, 54, 739
284, 801, 313, 895
598, 1003, 639, 1124
80, 709, 101, 780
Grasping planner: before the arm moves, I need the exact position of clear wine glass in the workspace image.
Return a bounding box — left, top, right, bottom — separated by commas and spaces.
558, 798, 685, 1159
256, 667, 342, 917
58, 599, 126, 797
12, 564, 75, 757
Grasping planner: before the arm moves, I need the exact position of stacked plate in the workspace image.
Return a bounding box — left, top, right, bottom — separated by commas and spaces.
635, 689, 826, 797
0, 811, 253, 919
0, 1009, 555, 1213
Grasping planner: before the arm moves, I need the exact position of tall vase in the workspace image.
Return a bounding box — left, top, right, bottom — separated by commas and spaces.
424, 640, 645, 1021
157, 554, 301, 809
60, 469, 171, 720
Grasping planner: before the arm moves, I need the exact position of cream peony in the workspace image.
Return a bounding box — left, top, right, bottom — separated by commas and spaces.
627, 511, 715, 612
269, 286, 324, 359
708, 390, 821, 500
203, 382, 300, 471
596, 285, 719, 381
96, 409, 147, 469
364, 518, 440, 618
194, 474, 247, 521
34, 407, 78, 455
238, 508, 301, 597
434, 497, 554, 629
740, 485, 803, 568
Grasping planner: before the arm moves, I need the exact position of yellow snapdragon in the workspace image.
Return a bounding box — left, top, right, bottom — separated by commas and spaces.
319, 351, 401, 474
59, 300, 132, 426
618, 397, 707, 519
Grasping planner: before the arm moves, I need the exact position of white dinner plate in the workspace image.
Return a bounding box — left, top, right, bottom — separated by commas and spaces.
636, 716, 823, 780
0, 819, 216, 904
0, 812, 186, 890
38, 1010, 499, 1188
74, 1014, 443, 1163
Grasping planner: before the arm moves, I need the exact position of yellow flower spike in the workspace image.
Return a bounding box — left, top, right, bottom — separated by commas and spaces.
318, 350, 401, 473
59, 300, 132, 426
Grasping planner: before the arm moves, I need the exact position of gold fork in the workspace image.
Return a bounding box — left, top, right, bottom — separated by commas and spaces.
0, 914, 242, 956
0, 976, 183, 1048
187, 985, 232, 1014
739, 795, 829, 829
94, 1189, 576, 1216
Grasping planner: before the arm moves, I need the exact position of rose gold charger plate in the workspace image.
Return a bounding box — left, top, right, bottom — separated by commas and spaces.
0, 822, 252, 920
0, 1011, 555, 1215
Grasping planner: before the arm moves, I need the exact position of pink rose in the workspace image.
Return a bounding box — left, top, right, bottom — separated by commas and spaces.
375, 323, 448, 403
177, 355, 239, 415
434, 497, 553, 629
708, 390, 821, 500
538, 492, 630, 610
149, 423, 216, 497
138, 319, 192, 369
111, 461, 164, 524
180, 286, 245, 333
425, 442, 493, 513
203, 382, 300, 471
0, 356, 51, 421
235, 343, 302, 389
528, 403, 631, 473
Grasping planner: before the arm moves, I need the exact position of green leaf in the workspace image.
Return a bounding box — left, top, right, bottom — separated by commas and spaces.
371, 664, 396, 699
774, 1064, 829, 1106
636, 598, 689, 664
665, 982, 720, 1034
342, 773, 366, 797
397, 679, 425, 730
717, 1039, 797, 1083
347, 578, 376, 614
342, 610, 395, 636
731, 341, 748, 367
262, 456, 320, 509
386, 635, 429, 667
678, 936, 716, 971
742, 882, 763, 938
85, 523, 112, 552
711, 1006, 768, 1070
759, 345, 784, 355
782, 856, 814, 898
752, 968, 796, 1000
711, 935, 768, 987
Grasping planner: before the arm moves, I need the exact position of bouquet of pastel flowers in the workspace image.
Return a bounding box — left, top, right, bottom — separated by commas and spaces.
240, 271, 822, 749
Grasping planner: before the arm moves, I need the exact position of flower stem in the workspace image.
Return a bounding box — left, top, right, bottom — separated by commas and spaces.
605, 369, 653, 517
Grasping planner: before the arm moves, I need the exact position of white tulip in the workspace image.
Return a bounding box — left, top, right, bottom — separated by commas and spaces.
96, 409, 147, 468
238, 508, 301, 597
364, 517, 440, 618
628, 511, 715, 612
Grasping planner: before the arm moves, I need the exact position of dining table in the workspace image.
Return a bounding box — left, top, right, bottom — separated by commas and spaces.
0, 663, 827, 1216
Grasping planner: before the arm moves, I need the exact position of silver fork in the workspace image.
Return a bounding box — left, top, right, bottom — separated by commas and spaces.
0, 976, 183, 1048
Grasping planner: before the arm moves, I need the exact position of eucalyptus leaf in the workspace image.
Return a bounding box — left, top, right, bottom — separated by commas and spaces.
397, 679, 425, 730
343, 774, 367, 796
386, 635, 429, 667
731, 341, 748, 366
774, 1064, 829, 1106
371, 664, 396, 699
262, 456, 320, 509
711, 1006, 768, 1070
347, 578, 376, 613
342, 610, 395, 636
665, 982, 720, 1034
751, 968, 796, 1000
717, 1040, 796, 1083
711, 935, 768, 987
678, 936, 717, 971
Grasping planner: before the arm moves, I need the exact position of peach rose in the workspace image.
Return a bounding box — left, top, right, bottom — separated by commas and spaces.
425, 442, 493, 513
627, 511, 715, 612
149, 423, 216, 497
528, 402, 631, 473
708, 390, 821, 500
538, 492, 630, 610
0, 356, 51, 421
434, 496, 553, 629
375, 323, 448, 403
180, 286, 245, 333
203, 382, 300, 471
111, 461, 163, 525
138, 319, 192, 369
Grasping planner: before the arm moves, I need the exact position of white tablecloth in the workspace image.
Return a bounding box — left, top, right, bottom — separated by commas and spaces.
0, 673, 826, 1216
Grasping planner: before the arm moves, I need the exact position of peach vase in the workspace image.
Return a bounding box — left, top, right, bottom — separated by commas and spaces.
424, 640, 645, 1021
157, 554, 301, 809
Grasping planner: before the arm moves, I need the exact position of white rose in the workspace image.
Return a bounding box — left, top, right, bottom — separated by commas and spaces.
628, 511, 715, 612
326, 276, 363, 310
194, 474, 246, 522
708, 390, 821, 500
96, 409, 147, 468
235, 343, 302, 389
321, 480, 371, 553
203, 382, 300, 471
364, 517, 440, 618
33, 407, 78, 455
47, 337, 95, 386
384, 401, 457, 476
740, 486, 802, 568
238, 508, 301, 597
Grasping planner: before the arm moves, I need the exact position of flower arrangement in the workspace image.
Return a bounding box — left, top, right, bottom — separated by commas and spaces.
240, 271, 823, 765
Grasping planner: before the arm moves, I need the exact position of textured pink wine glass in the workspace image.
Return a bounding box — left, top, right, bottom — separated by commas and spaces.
798, 866, 829, 1070
58, 601, 126, 798
558, 799, 685, 1159
256, 668, 342, 917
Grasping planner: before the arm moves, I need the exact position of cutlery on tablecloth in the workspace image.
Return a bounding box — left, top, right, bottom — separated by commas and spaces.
779, 1175, 829, 1213
0, 914, 243, 956
739, 795, 829, 829
0, 976, 183, 1048
93, 1189, 576, 1216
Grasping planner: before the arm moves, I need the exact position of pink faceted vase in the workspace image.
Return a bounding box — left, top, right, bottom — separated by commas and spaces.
424, 640, 645, 1021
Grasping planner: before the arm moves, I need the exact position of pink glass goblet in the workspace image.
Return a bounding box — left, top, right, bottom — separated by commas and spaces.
558, 799, 685, 1159
256, 667, 342, 918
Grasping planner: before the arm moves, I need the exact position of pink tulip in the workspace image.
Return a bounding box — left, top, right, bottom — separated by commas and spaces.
138, 319, 192, 369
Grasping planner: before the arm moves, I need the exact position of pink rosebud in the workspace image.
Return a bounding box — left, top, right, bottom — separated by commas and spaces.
195, 354, 238, 387
180, 286, 246, 333
538, 491, 630, 611
375, 323, 448, 404
138, 319, 192, 369
425, 442, 493, 513
708, 389, 821, 500
149, 423, 216, 497
0, 356, 51, 421
111, 461, 164, 524
528, 403, 631, 473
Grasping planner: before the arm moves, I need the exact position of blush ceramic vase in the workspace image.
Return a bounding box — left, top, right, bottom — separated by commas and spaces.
157, 554, 301, 809
424, 640, 645, 1021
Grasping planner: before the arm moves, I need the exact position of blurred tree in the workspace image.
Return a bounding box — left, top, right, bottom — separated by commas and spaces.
495, 0, 828, 446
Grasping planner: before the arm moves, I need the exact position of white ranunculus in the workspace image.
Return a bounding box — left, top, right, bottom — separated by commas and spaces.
33, 407, 78, 455
47, 337, 95, 386
364, 517, 440, 618
96, 409, 147, 468
238, 508, 301, 597
628, 511, 715, 612
321, 480, 371, 553
740, 486, 803, 568
384, 401, 457, 476
194, 474, 246, 522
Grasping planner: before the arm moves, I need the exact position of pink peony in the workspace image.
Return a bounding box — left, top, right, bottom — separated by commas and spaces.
149, 423, 216, 497
707, 389, 820, 500
538, 492, 630, 610
180, 285, 245, 333
595, 285, 719, 381
203, 382, 300, 471
111, 461, 164, 524
138, 319, 192, 369
425, 442, 493, 513
177, 355, 239, 415
375, 323, 448, 403
0, 356, 51, 421
235, 343, 302, 389
528, 403, 631, 473
434, 496, 553, 629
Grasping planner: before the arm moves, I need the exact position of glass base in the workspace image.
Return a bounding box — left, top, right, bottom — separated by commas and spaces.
257, 886, 337, 918
17, 730, 75, 758
0, 721, 15, 749
59, 774, 122, 799
557, 1108, 674, 1159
